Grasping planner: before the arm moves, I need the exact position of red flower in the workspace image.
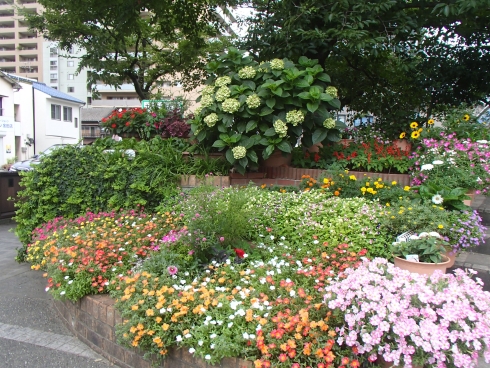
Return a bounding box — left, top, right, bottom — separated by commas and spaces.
314, 153, 321, 162
125, 121, 131, 126
234, 248, 245, 258
111, 123, 117, 128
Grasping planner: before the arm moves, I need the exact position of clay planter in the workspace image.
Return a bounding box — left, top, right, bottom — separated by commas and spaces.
445, 250, 458, 268
260, 149, 292, 168
393, 139, 412, 152
463, 189, 476, 206
393, 254, 450, 276
120, 132, 141, 140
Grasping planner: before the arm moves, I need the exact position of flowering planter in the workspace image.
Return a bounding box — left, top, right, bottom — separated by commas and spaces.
393, 255, 450, 276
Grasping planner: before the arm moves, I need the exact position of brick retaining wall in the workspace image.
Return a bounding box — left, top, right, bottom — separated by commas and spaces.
54, 295, 253, 368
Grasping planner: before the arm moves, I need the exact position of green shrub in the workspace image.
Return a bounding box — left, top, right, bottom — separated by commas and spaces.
14, 137, 229, 260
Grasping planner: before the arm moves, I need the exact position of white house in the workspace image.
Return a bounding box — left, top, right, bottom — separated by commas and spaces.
1, 73, 85, 164
0, 71, 21, 167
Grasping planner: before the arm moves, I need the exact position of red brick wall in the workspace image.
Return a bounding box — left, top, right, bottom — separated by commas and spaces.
54, 295, 253, 368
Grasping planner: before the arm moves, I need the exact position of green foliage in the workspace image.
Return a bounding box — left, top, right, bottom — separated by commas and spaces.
412, 183, 470, 211
377, 198, 452, 238
23, 0, 236, 100
240, 0, 490, 124
391, 233, 449, 264
190, 48, 345, 174
14, 137, 226, 257
180, 186, 257, 264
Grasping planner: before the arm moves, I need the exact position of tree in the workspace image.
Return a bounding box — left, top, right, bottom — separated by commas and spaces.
239, 0, 490, 127
22, 0, 239, 101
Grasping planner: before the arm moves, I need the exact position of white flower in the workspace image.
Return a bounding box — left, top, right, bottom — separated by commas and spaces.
228, 322, 233, 328
270, 58, 284, 70
189, 348, 196, 354
232, 146, 247, 160
243, 332, 249, 339
45, 287, 50, 292
60, 291, 65, 295
432, 160, 444, 165
205, 354, 211, 360
432, 194, 444, 205
421, 163, 434, 171
221, 98, 240, 114
176, 335, 183, 342
198, 340, 203, 346
68, 280, 73, 284
290, 290, 296, 297
185, 333, 192, 338
429, 232, 441, 238
210, 333, 217, 339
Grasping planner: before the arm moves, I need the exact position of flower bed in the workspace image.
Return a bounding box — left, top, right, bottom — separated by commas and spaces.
25, 186, 490, 367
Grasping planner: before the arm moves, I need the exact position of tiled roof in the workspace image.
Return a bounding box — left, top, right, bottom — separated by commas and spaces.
32, 82, 85, 104
81, 107, 114, 122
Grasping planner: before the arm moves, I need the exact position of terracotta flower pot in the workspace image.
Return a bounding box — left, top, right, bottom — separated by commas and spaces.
463, 189, 476, 206
393, 254, 450, 276
260, 149, 292, 168
445, 250, 457, 268
393, 139, 412, 152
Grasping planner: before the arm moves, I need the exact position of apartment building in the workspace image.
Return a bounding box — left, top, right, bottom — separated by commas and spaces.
0, 0, 43, 80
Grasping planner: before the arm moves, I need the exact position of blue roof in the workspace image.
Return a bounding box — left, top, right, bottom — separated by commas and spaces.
33, 82, 85, 105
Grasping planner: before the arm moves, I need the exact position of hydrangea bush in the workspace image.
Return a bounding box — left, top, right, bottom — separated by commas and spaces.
190, 47, 346, 174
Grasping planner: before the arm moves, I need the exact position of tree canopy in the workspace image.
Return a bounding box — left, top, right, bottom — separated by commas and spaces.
23, 0, 239, 100
239, 0, 490, 124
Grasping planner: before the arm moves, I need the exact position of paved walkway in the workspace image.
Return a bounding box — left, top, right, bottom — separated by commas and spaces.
0, 221, 112, 368
1, 194, 490, 368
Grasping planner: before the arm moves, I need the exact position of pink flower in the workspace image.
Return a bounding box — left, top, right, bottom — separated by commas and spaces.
219, 237, 225, 242
167, 266, 178, 275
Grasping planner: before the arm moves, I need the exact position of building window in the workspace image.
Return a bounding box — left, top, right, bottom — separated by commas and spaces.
0, 97, 3, 117
68, 74, 74, 80
67, 87, 74, 93
74, 117, 78, 128
68, 46, 74, 54
51, 104, 61, 120
87, 97, 92, 105
50, 60, 57, 70
49, 47, 57, 57
67, 60, 74, 67
50, 73, 57, 79
63, 106, 72, 122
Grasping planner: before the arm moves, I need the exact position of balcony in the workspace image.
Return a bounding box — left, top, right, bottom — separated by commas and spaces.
0, 32, 14, 40
0, 10, 13, 17
0, 43, 14, 51
0, 21, 14, 28
18, 32, 37, 40
18, 43, 37, 51
0, 0, 14, 5
19, 65, 38, 73
20, 56, 37, 62
17, 0, 36, 4
0, 66, 14, 72
0, 56, 15, 62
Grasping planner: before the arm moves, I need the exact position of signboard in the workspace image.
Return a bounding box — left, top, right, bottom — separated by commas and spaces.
141, 99, 184, 112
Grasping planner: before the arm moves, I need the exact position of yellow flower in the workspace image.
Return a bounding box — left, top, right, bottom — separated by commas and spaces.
404, 186, 410, 191
428, 119, 434, 125
365, 182, 370, 186
391, 181, 397, 186
417, 128, 423, 133
361, 187, 367, 192
399, 132, 406, 139
323, 178, 330, 184
411, 131, 420, 139
349, 175, 357, 181
386, 203, 390, 206
463, 114, 470, 121
410, 121, 418, 129
438, 224, 444, 229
